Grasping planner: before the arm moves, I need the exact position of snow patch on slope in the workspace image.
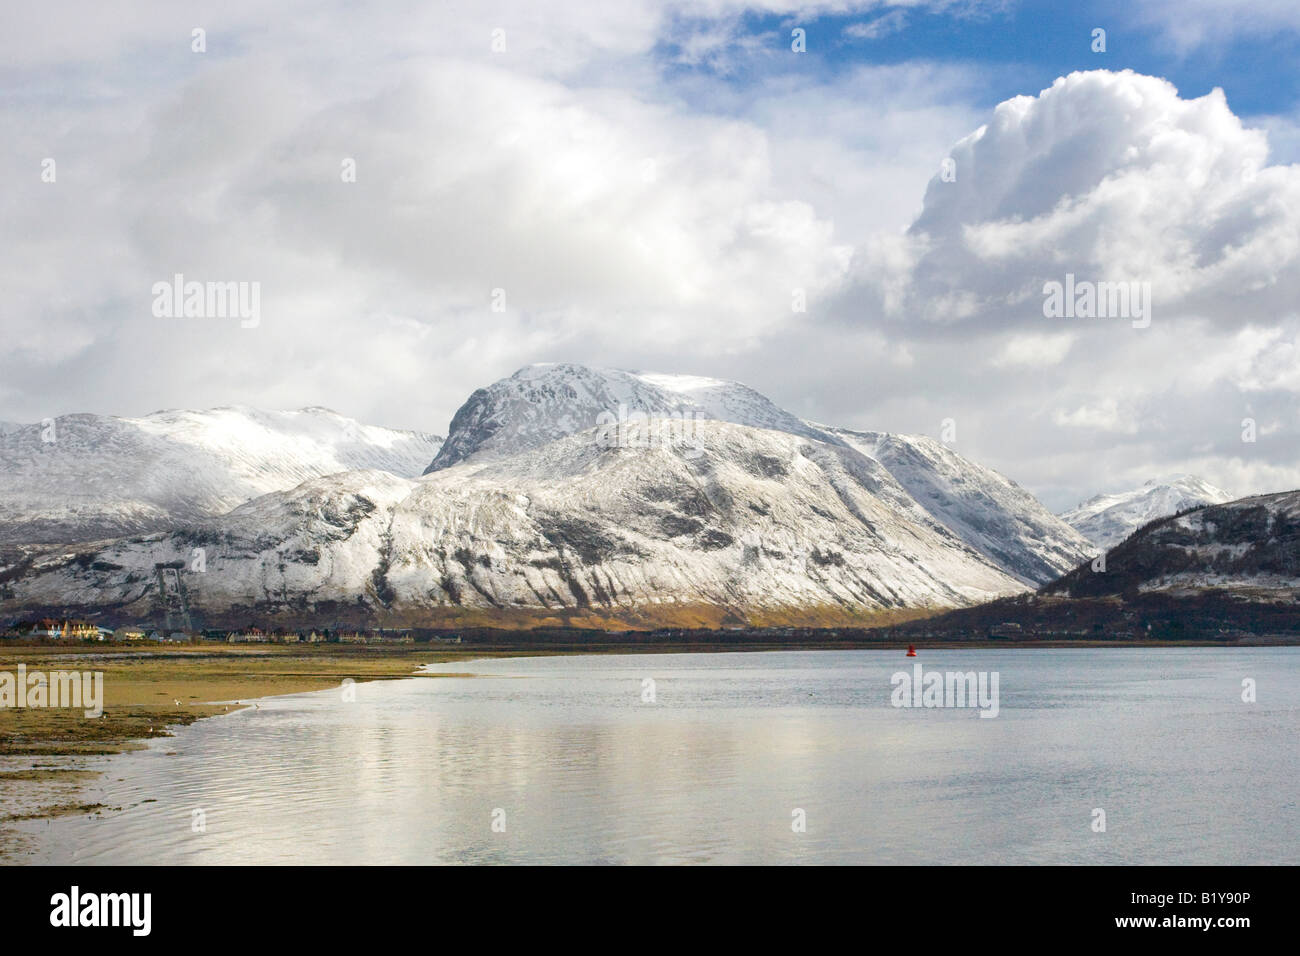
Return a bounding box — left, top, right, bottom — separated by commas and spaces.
818, 425, 1094, 586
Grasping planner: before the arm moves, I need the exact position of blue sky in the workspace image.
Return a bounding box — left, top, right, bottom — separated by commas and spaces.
656, 0, 1300, 158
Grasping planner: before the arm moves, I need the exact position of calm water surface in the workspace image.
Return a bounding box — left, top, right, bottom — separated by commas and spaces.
16, 648, 1300, 865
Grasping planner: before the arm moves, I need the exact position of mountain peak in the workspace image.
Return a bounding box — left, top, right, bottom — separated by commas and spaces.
420, 366, 1089, 588
1061, 474, 1234, 549
424, 363, 835, 473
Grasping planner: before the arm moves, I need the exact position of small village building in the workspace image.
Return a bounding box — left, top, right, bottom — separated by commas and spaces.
227, 627, 271, 643
29, 619, 100, 640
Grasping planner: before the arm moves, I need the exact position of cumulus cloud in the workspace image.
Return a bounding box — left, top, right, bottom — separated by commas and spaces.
1, 3, 985, 435
2, 2, 1299, 515
827, 69, 1300, 507
1, 7, 881, 428
855, 70, 1300, 332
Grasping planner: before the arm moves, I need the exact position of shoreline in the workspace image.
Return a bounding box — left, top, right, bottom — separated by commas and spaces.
3, 638, 1294, 860
0, 644, 487, 859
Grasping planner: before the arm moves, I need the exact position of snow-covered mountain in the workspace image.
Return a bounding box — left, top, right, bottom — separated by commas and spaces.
425, 364, 1089, 584
1059, 475, 1235, 550
1046, 489, 1300, 599
885, 488, 1300, 642
821, 426, 1094, 585
0, 407, 442, 544
1, 420, 1028, 628
0, 364, 1098, 628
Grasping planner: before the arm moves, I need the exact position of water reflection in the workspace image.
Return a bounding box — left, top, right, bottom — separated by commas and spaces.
17, 649, 1300, 865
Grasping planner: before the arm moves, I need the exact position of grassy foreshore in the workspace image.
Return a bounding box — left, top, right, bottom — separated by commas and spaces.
0, 642, 497, 859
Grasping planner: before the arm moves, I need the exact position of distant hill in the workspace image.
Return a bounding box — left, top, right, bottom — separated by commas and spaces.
1047, 490, 1300, 600
886, 490, 1300, 641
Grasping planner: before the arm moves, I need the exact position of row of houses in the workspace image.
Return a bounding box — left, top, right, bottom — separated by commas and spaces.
226, 628, 327, 644
26, 619, 107, 640
5, 620, 459, 645
9, 619, 174, 642
224, 627, 418, 644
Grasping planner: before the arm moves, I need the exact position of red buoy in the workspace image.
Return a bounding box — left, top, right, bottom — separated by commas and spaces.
906, 644, 917, 657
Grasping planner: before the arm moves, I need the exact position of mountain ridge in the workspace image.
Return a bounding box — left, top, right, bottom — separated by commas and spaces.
1, 421, 1030, 628
0, 406, 443, 544
0, 364, 1118, 629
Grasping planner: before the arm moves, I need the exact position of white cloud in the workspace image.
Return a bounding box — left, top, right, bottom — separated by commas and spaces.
1126, 0, 1300, 54
1052, 397, 1138, 434
856, 70, 1300, 332
0, 35, 865, 423
823, 70, 1300, 506
844, 10, 910, 40
991, 332, 1076, 368
0, 6, 989, 433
